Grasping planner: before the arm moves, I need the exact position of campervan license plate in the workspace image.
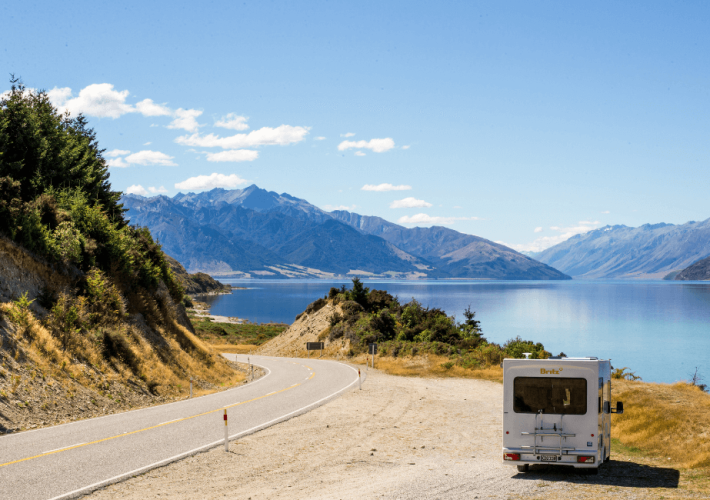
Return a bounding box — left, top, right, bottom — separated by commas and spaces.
540, 455, 559, 462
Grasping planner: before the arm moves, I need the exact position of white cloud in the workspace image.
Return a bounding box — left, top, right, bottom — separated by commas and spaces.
167, 108, 203, 132
315, 136, 326, 141
361, 183, 412, 192
126, 184, 149, 196
354, 151, 366, 156
324, 204, 357, 211
401, 145, 411, 150
215, 113, 249, 131
534, 227, 543, 233
49, 83, 133, 118
340, 132, 355, 137
46, 86, 71, 104
175, 173, 249, 191
205, 149, 259, 162
107, 157, 129, 168
601, 210, 610, 214
390, 197, 432, 209
143, 142, 151, 146
125, 185, 168, 196
124, 150, 176, 166
105, 149, 130, 157
396, 213, 480, 225
507, 220, 602, 253
175, 125, 310, 149
135, 98, 172, 117
338, 138, 395, 153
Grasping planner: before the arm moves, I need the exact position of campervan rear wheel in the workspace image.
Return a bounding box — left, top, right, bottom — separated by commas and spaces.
516, 464, 529, 473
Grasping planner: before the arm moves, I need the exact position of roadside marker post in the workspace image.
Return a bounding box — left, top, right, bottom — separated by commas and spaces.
189, 377, 193, 398
358, 369, 361, 390
368, 343, 377, 369
223, 409, 228, 452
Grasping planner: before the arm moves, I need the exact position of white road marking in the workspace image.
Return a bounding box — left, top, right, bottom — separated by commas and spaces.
42, 443, 85, 454
47, 361, 360, 500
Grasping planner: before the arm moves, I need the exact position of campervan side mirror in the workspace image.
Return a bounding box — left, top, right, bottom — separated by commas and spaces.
603, 401, 610, 414
612, 401, 624, 414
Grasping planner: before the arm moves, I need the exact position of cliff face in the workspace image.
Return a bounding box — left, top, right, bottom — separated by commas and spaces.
675, 256, 710, 281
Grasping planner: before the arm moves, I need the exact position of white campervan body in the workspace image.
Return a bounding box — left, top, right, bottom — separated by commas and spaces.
502, 357, 623, 472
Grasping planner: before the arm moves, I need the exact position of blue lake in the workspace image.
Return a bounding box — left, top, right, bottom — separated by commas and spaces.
201, 279, 710, 384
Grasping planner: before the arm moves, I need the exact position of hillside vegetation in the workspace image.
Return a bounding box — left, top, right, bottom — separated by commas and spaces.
0, 80, 242, 432
258, 278, 552, 379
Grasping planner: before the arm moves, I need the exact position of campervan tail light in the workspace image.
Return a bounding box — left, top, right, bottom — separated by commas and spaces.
503, 453, 520, 461
577, 456, 595, 464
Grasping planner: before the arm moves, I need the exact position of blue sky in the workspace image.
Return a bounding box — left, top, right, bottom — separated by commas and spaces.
2, 0, 709, 251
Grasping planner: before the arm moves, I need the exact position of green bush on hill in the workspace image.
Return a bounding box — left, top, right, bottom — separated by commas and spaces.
0, 78, 183, 303
324, 278, 551, 368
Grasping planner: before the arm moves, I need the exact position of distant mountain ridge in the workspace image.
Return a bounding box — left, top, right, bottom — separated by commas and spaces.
536, 220, 710, 279
121, 185, 570, 280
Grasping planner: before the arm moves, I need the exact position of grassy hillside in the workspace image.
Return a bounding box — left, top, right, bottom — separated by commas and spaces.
0, 80, 242, 432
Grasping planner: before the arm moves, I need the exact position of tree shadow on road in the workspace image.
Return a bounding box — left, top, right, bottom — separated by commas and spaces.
514, 460, 680, 489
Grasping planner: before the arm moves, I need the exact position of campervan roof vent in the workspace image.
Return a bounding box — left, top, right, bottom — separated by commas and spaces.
522, 352, 532, 359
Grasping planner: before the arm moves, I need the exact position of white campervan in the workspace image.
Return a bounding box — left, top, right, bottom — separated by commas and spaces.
502, 357, 623, 473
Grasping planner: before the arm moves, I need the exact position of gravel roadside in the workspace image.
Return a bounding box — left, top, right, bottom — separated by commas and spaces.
87, 370, 702, 499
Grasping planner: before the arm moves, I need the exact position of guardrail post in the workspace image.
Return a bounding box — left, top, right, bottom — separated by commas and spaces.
224, 409, 228, 452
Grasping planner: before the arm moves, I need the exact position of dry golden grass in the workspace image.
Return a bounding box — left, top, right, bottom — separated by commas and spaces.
350, 353, 504, 382
1, 301, 245, 398
611, 378, 710, 469
209, 343, 258, 354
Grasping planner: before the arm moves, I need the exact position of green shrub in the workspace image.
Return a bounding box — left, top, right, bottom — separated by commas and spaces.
305, 297, 326, 314
8, 292, 35, 332
47, 293, 83, 351
612, 367, 641, 381
503, 336, 550, 359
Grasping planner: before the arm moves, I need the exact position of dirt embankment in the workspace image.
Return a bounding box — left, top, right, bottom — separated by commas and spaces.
0, 237, 245, 435
256, 300, 349, 358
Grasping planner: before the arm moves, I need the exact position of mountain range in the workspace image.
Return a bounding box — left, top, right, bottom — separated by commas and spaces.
121, 185, 570, 280
535, 220, 710, 279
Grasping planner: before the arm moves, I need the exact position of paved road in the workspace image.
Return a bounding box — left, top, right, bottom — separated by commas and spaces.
0, 355, 360, 500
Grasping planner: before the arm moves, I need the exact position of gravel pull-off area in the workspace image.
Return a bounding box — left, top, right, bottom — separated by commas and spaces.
88, 370, 700, 500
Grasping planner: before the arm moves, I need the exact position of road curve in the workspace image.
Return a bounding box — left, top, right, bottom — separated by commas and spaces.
0, 355, 360, 500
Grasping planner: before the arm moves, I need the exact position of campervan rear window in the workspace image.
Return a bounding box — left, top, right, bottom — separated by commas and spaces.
513, 377, 587, 415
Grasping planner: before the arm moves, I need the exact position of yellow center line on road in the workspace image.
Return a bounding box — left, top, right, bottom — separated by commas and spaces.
0, 366, 316, 469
